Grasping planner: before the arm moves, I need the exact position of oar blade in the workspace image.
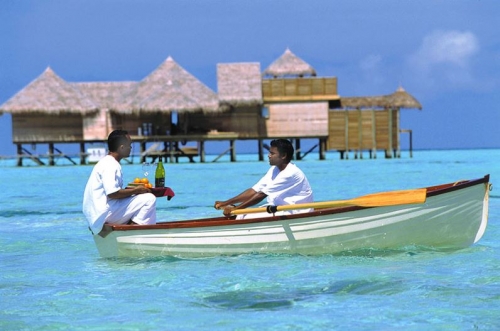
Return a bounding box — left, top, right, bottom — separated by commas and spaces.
351, 188, 427, 207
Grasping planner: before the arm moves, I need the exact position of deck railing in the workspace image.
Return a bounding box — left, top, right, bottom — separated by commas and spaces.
262, 77, 339, 102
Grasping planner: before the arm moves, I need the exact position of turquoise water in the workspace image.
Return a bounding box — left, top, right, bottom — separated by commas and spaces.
1, 149, 499, 330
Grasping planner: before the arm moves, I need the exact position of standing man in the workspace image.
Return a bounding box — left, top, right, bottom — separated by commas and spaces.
83, 130, 156, 235
214, 139, 313, 218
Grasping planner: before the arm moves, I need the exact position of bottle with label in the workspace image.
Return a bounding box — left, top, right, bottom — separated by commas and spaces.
155, 156, 165, 187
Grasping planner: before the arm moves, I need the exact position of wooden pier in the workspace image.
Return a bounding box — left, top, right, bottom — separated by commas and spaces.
12, 135, 328, 166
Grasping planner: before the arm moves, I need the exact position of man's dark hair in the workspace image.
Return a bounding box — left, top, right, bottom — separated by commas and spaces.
107, 130, 129, 152
270, 139, 294, 162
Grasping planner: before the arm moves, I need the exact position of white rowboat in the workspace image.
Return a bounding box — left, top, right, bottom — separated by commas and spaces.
93, 175, 491, 258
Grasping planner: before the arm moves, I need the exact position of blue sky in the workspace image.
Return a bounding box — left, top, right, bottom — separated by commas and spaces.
1, 0, 499, 156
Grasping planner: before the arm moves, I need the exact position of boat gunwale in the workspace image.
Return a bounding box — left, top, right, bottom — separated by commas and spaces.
101, 174, 490, 234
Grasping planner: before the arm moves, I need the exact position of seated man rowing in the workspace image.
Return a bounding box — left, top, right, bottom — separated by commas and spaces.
214, 139, 313, 219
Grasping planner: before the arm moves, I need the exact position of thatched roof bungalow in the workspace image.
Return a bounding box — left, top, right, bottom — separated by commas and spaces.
0, 57, 222, 142
262, 48, 317, 78
329, 86, 422, 159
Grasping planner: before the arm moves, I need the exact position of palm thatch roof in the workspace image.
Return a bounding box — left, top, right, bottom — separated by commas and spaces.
136, 83, 202, 111
339, 95, 385, 109
386, 86, 422, 109
263, 48, 317, 78
0, 67, 98, 114
339, 86, 422, 110
217, 63, 263, 107
116, 56, 219, 114
73, 81, 136, 109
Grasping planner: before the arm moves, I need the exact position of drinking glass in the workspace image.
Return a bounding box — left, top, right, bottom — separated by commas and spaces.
142, 162, 151, 177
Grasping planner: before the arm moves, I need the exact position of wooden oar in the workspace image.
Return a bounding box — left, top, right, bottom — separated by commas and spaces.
231, 188, 427, 215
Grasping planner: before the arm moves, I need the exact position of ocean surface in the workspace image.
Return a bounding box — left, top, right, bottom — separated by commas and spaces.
0, 149, 499, 330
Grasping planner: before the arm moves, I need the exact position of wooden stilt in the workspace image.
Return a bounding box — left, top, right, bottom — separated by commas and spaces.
357, 108, 362, 159
295, 139, 301, 160
17, 144, 22, 166
200, 141, 205, 163
230, 140, 236, 162
80, 143, 86, 165
48, 143, 55, 166
258, 139, 264, 161
386, 108, 393, 159
400, 129, 413, 158
319, 138, 326, 160
140, 142, 146, 163
371, 110, 376, 159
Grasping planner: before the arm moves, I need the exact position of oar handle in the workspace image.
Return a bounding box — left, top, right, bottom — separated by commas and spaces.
230, 200, 352, 215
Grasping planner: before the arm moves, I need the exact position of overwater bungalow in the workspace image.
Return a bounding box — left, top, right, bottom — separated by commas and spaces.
0, 49, 421, 166
331, 86, 422, 159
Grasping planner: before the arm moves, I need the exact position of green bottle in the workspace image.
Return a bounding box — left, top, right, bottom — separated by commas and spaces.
155, 156, 165, 187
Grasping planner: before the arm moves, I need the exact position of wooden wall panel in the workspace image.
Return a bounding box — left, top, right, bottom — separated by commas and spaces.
268, 80, 285, 97
347, 111, 359, 147
327, 110, 346, 150
285, 80, 297, 96
328, 109, 399, 152
187, 106, 266, 138
374, 110, 389, 149
12, 114, 83, 143
361, 111, 374, 150
266, 102, 328, 137
83, 110, 109, 140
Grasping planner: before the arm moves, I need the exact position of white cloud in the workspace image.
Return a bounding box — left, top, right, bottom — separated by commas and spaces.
410, 30, 479, 69
407, 30, 480, 92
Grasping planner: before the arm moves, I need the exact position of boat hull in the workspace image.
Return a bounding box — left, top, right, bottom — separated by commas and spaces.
93, 176, 490, 258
